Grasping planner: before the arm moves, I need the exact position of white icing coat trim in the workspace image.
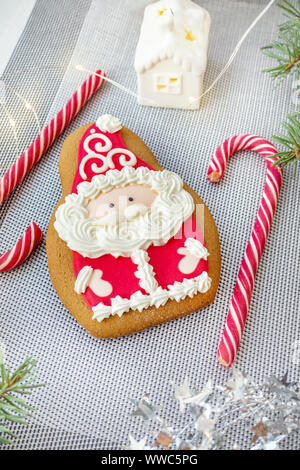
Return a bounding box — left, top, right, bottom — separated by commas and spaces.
149, 286, 169, 308
55, 166, 194, 258
111, 296, 131, 316
131, 249, 158, 294
96, 114, 122, 133
92, 271, 211, 322
185, 238, 209, 260
91, 304, 112, 323
74, 266, 93, 294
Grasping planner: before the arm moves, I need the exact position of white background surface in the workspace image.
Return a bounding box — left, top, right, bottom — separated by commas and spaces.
0, 0, 36, 76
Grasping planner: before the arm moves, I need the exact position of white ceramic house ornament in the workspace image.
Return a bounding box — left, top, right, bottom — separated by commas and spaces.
134, 0, 210, 110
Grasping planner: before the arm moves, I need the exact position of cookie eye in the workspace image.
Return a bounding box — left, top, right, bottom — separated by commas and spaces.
109, 203, 115, 208
128, 197, 134, 202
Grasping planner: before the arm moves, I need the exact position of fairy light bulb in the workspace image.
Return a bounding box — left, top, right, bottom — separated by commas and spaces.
25, 101, 33, 110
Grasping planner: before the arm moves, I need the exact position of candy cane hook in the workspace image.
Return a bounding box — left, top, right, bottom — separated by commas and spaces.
0, 69, 105, 272
208, 134, 283, 368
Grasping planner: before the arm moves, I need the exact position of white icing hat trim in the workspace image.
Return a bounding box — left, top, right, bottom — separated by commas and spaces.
92, 271, 211, 322
96, 114, 122, 133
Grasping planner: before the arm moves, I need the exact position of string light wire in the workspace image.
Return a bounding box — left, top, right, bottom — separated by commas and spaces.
188, 0, 276, 107
75, 65, 139, 99
5, 83, 41, 132
0, 102, 19, 158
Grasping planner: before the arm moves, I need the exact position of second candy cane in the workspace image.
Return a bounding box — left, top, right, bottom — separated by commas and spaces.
208, 134, 283, 368
0, 69, 105, 205
0, 69, 105, 272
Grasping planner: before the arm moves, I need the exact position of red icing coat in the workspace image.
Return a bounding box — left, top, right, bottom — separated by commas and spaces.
71, 123, 209, 310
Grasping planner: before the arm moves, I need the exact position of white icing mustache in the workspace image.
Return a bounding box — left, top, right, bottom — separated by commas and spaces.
96, 204, 148, 226
124, 203, 148, 220
95, 210, 119, 226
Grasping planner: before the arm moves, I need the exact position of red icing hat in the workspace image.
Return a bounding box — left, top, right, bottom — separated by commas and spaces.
72, 114, 153, 192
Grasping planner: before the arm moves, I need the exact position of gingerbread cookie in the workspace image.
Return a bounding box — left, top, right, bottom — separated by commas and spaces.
47, 115, 221, 337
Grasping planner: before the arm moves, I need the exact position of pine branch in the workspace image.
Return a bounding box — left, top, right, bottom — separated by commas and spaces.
271, 111, 300, 169
278, 0, 300, 29
262, 28, 300, 82
262, 2, 300, 171
262, 1, 300, 82
0, 357, 43, 445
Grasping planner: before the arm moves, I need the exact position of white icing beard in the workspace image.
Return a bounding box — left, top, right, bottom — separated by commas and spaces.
54, 166, 194, 258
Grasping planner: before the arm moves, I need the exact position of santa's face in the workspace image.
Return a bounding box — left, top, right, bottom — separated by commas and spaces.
87, 185, 157, 225
54, 167, 194, 258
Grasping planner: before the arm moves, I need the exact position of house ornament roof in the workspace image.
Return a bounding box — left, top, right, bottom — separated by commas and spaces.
134, 0, 210, 76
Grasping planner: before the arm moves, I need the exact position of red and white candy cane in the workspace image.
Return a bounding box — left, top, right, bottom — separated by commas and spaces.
208, 134, 283, 368
0, 69, 105, 272
0, 223, 42, 272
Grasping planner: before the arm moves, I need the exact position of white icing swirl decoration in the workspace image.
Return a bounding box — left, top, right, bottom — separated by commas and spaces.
79, 131, 137, 180
83, 132, 112, 154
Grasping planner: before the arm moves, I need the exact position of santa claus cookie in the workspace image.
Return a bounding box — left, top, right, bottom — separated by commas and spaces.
47, 115, 221, 338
